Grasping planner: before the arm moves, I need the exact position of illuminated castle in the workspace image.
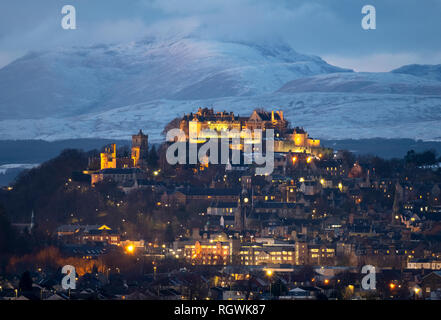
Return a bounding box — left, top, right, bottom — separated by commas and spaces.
178, 107, 322, 154
131, 129, 149, 168
274, 127, 321, 153
99, 130, 148, 170
180, 108, 288, 138
100, 144, 117, 170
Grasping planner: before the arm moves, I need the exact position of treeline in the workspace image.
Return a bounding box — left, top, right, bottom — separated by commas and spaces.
0, 149, 89, 221
404, 149, 439, 166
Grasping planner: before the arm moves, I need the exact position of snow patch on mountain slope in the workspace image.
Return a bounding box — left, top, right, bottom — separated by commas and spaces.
0, 38, 351, 120
278, 72, 441, 95
0, 37, 440, 142
1, 92, 440, 142
391, 64, 441, 82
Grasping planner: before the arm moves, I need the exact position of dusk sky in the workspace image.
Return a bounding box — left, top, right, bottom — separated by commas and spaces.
1, 0, 440, 71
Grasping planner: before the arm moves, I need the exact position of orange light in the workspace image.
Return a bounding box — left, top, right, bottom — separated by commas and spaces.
125, 244, 135, 254
324, 279, 330, 285
306, 156, 312, 163
266, 270, 273, 277
389, 283, 396, 290
292, 156, 297, 163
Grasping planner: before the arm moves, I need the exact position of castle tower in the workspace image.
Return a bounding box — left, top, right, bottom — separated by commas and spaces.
131, 130, 148, 167
100, 144, 116, 170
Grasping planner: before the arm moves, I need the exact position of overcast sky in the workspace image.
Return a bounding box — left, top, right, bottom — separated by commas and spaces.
0, 0, 440, 71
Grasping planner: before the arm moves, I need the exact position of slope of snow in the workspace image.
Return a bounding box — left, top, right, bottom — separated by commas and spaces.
0, 92, 440, 142
0, 36, 440, 142
392, 64, 441, 82
278, 72, 441, 95
0, 38, 350, 120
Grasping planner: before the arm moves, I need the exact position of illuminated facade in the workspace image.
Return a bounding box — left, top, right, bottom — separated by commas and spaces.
131, 129, 149, 168
178, 107, 323, 154
239, 243, 296, 266
295, 242, 336, 266
100, 144, 117, 170
184, 240, 232, 265
98, 130, 148, 172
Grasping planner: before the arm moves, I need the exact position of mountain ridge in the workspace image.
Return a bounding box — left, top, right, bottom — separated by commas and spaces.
0, 37, 351, 120
0, 37, 440, 141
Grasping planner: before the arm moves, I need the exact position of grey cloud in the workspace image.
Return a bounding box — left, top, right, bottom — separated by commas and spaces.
0, 0, 440, 70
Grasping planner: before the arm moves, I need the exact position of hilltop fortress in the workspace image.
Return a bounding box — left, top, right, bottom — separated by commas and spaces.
88, 107, 329, 184
178, 107, 323, 154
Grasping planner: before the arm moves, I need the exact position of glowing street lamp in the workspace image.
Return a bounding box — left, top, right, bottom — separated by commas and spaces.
266, 270, 273, 298
125, 244, 135, 254
338, 182, 343, 192
413, 286, 421, 299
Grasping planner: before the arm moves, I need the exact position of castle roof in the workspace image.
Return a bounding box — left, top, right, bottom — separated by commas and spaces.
253, 110, 282, 121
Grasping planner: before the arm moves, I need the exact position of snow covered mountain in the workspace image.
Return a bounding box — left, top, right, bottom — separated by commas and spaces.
0, 37, 350, 120
391, 64, 441, 82
277, 72, 441, 95
0, 37, 440, 142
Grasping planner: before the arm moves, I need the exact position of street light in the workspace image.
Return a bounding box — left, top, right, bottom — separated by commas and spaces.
125, 244, 135, 254
414, 286, 421, 300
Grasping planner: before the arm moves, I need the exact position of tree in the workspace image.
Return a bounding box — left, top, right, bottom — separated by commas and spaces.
148, 145, 159, 168
0, 206, 14, 254
340, 150, 356, 167
19, 271, 33, 292
270, 278, 288, 297
162, 117, 182, 136
164, 223, 175, 244
0, 206, 16, 273
405, 149, 437, 166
